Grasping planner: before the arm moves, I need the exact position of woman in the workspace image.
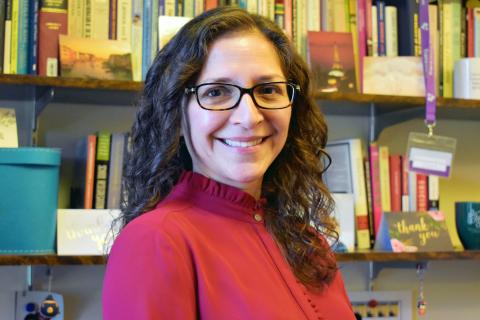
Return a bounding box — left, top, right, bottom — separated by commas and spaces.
103, 7, 355, 320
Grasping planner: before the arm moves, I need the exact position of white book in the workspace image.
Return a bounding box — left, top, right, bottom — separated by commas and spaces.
332, 193, 355, 252
3, 20, 11, 74
385, 6, 398, 56
454, 58, 480, 99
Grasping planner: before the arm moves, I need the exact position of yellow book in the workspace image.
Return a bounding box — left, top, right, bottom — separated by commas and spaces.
379, 146, 391, 212
117, 0, 132, 42
68, 0, 85, 37
442, 0, 462, 98
10, 0, 19, 74
348, 0, 360, 90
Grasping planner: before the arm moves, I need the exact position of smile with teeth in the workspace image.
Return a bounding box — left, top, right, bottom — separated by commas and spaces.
221, 138, 264, 148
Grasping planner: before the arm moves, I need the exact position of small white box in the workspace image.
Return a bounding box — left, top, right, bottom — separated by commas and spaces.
57, 209, 121, 255
454, 58, 480, 99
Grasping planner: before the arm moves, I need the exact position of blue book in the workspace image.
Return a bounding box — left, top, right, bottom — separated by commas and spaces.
27, 0, 39, 74
377, 0, 386, 56
16, 0, 29, 74
142, 0, 152, 79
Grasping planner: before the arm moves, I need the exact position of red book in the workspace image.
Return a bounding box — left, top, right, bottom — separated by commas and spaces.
109, 0, 117, 40
416, 174, 428, 212
401, 155, 409, 211
365, 0, 373, 56
368, 143, 382, 235
389, 154, 402, 212
467, 8, 474, 57
356, 0, 367, 91
84, 135, 97, 209
38, 0, 67, 76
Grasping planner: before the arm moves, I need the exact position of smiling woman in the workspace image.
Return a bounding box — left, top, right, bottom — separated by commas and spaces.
102, 6, 356, 320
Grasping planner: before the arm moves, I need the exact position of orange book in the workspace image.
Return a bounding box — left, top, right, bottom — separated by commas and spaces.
84, 135, 97, 209
389, 154, 402, 212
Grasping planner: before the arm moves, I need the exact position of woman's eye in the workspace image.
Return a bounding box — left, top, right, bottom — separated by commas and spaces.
206, 88, 223, 97
259, 85, 282, 95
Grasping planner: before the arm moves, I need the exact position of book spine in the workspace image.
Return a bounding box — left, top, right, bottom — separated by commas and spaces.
474, 8, 480, 56
107, 133, 126, 209
0, 0, 6, 73
385, 5, 398, 57
350, 139, 370, 250
357, 0, 366, 92
84, 0, 92, 37
401, 155, 410, 212
284, 0, 292, 40
408, 169, 417, 211
94, 132, 111, 209
348, 0, 360, 90
204, 0, 217, 11
117, 0, 132, 42
68, 0, 84, 37
84, 134, 97, 209
333, 0, 348, 32
294, 0, 307, 57
430, 4, 440, 95
467, 8, 474, 57
379, 145, 391, 212
274, 0, 285, 30
428, 175, 440, 210
141, 0, 151, 80
10, 0, 18, 74
368, 143, 383, 235
131, 0, 143, 81
377, 0, 386, 56
150, 0, 158, 66
194, 0, 204, 16
306, 0, 320, 32
109, 0, 117, 39
416, 173, 428, 211
389, 154, 402, 212
27, 0, 39, 74
38, 0, 68, 76
91, 0, 110, 39
364, 158, 375, 247
371, 5, 378, 56
365, 0, 373, 56
461, 3, 467, 58
3, 0, 12, 74
183, 0, 194, 17
16, 0, 29, 74
176, 0, 183, 16
442, 0, 462, 98
164, 0, 175, 16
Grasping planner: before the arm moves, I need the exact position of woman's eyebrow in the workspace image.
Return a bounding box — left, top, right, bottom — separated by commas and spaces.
199, 74, 285, 84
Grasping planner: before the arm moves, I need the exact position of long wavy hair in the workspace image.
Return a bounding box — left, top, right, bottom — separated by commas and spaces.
121, 7, 338, 288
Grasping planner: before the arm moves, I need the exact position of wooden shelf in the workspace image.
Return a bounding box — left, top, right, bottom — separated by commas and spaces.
2, 75, 480, 109
1, 250, 479, 266
0, 74, 142, 91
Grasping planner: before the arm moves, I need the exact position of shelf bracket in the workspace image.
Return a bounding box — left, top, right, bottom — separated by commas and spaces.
33, 87, 55, 131
368, 261, 429, 291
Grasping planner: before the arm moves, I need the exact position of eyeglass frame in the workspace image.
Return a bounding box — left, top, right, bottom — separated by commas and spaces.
184, 81, 301, 111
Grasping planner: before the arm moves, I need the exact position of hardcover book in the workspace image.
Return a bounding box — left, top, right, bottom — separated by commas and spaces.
307, 31, 357, 93
59, 35, 132, 80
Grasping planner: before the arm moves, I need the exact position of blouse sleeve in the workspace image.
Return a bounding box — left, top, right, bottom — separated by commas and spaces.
102, 215, 196, 320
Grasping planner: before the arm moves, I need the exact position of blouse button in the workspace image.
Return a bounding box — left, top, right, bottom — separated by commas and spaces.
254, 213, 263, 222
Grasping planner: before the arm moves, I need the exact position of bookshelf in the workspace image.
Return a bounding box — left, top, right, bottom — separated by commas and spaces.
1, 250, 480, 266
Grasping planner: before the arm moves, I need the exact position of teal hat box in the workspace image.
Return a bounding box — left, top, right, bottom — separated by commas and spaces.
0, 148, 61, 254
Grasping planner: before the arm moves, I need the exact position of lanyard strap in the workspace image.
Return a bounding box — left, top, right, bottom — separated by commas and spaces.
419, 0, 436, 130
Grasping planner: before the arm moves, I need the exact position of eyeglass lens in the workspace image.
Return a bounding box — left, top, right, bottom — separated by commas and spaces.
196, 83, 294, 110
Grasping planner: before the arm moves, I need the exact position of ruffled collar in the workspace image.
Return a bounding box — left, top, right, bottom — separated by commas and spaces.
163, 171, 266, 223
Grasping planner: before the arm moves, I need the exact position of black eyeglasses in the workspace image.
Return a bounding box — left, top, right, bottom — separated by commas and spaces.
185, 81, 300, 111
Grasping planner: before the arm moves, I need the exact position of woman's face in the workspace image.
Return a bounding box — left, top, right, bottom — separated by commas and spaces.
184, 31, 292, 198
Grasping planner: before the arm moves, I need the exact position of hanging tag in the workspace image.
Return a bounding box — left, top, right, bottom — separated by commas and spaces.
406, 132, 456, 178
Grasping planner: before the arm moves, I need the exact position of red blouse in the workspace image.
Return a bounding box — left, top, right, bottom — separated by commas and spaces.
103, 171, 355, 319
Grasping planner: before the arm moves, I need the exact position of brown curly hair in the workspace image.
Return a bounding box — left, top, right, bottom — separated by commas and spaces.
121, 6, 338, 289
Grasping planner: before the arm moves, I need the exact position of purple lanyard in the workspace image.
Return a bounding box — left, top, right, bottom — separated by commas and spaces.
419, 0, 436, 129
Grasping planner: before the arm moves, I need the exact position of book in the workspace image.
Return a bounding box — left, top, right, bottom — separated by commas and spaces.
0, 0, 6, 73
368, 143, 383, 237
332, 193, 355, 252
16, 0, 29, 74
401, 155, 410, 212
416, 173, 428, 212
10, 0, 18, 74
38, 0, 67, 76
428, 175, 440, 210
384, 5, 398, 57
94, 131, 111, 209
389, 154, 402, 212
379, 145, 391, 213
107, 132, 128, 209
131, 0, 143, 81
117, 0, 132, 42
363, 56, 425, 96
307, 31, 357, 93
27, 0, 39, 74
67, 0, 84, 37
59, 35, 132, 80
442, 0, 462, 98
394, 0, 419, 56
3, 0, 12, 74
454, 58, 480, 99
70, 135, 97, 209
325, 139, 371, 249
